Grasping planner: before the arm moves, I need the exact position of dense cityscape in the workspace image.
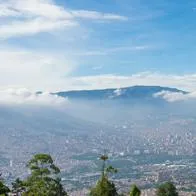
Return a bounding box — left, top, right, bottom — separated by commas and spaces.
0, 101, 195, 195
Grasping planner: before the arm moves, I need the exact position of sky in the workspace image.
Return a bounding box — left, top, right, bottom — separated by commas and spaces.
0, 0, 196, 92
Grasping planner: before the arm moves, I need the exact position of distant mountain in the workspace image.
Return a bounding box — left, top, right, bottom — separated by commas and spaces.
0, 106, 106, 135
55, 86, 186, 101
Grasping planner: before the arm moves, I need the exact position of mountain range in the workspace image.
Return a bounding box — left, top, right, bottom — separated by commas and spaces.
55, 86, 186, 101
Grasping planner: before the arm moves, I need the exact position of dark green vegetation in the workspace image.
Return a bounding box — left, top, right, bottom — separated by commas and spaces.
23, 154, 67, 196
0, 180, 10, 196
1, 154, 67, 196
129, 185, 141, 196
0, 153, 188, 196
156, 182, 178, 196
90, 176, 118, 196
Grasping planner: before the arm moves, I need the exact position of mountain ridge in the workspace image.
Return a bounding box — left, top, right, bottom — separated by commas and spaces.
54, 85, 187, 100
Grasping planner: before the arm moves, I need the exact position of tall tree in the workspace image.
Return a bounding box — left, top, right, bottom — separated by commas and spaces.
23, 153, 67, 196
90, 153, 118, 196
129, 184, 141, 196
27, 154, 60, 178
156, 182, 178, 196
90, 175, 118, 196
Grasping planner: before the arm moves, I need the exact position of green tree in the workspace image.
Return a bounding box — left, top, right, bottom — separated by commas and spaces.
156, 182, 178, 196
27, 153, 60, 178
90, 153, 118, 196
129, 184, 141, 196
0, 181, 10, 196
23, 153, 67, 196
12, 178, 26, 195
90, 176, 118, 196
23, 177, 67, 196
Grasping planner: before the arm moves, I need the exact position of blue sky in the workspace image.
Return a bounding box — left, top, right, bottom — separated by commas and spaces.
0, 0, 196, 91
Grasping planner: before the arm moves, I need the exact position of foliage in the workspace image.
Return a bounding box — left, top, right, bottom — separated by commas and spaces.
90, 176, 118, 196
1, 153, 191, 196
0, 181, 10, 196
23, 177, 67, 196
23, 153, 67, 196
27, 153, 60, 177
129, 184, 141, 196
12, 178, 26, 194
90, 153, 118, 196
156, 182, 178, 196
106, 166, 118, 175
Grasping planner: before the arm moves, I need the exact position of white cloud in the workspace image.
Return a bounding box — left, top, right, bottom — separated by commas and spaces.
113, 88, 124, 97
154, 91, 196, 102
60, 73, 196, 92
0, 4, 20, 16
1, 62, 196, 93
74, 45, 151, 56
0, 46, 75, 90
4, 0, 127, 20
0, 18, 77, 39
0, 0, 127, 39
70, 10, 127, 21
11, 0, 70, 19
0, 88, 68, 106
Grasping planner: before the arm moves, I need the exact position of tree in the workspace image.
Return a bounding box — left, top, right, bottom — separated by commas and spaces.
12, 178, 26, 195
90, 153, 118, 196
0, 181, 10, 196
156, 182, 178, 196
90, 175, 118, 196
23, 177, 67, 196
129, 184, 141, 196
27, 153, 60, 178
23, 153, 67, 196
100, 154, 109, 177
99, 154, 118, 178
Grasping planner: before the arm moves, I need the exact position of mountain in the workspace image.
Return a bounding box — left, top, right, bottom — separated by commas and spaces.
55, 86, 186, 101
0, 106, 107, 136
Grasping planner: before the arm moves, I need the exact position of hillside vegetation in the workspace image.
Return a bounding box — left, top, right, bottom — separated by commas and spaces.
0, 153, 195, 196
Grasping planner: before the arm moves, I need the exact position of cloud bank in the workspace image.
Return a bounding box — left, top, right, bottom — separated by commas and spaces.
154, 91, 196, 102
0, 88, 68, 106
0, 46, 75, 90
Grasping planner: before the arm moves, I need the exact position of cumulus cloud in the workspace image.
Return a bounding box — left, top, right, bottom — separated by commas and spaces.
153, 91, 196, 102
2, 69, 196, 93
0, 46, 75, 90
0, 0, 127, 39
0, 88, 68, 106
